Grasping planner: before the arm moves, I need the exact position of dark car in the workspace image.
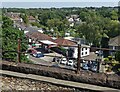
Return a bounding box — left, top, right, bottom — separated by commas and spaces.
52, 57, 61, 63
35, 53, 44, 58
82, 64, 89, 70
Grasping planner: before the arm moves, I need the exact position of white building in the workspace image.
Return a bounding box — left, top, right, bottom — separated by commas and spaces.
68, 44, 90, 58
68, 18, 74, 22
64, 37, 90, 58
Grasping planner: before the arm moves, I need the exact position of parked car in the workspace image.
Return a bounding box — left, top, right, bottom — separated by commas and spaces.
67, 60, 74, 66
33, 53, 37, 57
52, 57, 61, 62
60, 58, 67, 65
33, 52, 44, 58
36, 53, 44, 58
92, 61, 98, 66
82, 63, 89, 70
90, 65, 97, 72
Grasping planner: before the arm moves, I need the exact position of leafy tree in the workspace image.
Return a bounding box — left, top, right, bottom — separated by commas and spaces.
2, 16, 13, 28
2, 16, 28, 62
20, 14, 29, 24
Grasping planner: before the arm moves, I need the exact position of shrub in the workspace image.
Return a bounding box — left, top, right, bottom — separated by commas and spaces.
115, 51, 120, 62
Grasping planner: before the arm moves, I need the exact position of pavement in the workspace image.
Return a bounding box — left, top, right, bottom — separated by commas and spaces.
0, 70, 120, 92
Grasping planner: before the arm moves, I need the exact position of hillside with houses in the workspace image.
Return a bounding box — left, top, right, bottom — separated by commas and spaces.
1, 7, 120, 75
1, 1, 120, 91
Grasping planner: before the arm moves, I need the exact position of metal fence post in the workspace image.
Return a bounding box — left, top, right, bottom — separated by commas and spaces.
17, 38, 21, 63
77, 44, 81, 74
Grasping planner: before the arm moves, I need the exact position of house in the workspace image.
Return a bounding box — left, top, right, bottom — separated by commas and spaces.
68, 44, 90, 58
109, 35, 120, 56
13, 23, 26, 31
64, 37, 90, 58
24, 26, 43, 34
68, 18, 74, 22
6, 12, 23, 23
26, 31, 54, 46
54, 38, 76, 47
26, 31, 55, 51
64, 37, 88, 45
66, 14, 81, 27
54, 37, 90, 58
28, 16, 36, 23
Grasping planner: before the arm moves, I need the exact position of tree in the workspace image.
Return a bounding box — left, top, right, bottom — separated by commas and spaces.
2, 16, 13, 28
2, 16, 28, 62
110, 10, 118, 20
20, 14, 29, 24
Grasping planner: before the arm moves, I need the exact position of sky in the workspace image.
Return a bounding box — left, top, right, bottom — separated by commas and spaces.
1, 0, 120, 2
1, 0, 120, 8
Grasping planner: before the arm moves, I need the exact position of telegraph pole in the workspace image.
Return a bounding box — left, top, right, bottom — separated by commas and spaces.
17, 38, 21, 63
77, 44, 81, 74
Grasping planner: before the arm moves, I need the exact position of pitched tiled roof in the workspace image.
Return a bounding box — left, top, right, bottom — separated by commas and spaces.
109, 35, 120, 46
24, 26, 42, 33
28, 16, 36, 20
26, 31, 53, 41
54, 38, 76, 46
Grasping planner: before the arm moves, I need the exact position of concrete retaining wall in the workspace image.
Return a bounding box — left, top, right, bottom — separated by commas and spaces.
1, 61, 120, 89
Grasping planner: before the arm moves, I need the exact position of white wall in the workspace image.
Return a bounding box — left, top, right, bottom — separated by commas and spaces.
73, 47, 90, 58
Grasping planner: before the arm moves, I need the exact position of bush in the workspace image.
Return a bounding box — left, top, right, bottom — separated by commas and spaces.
108, 56, 113, 60
104, 58, 110, 63
115, 51, 120, 62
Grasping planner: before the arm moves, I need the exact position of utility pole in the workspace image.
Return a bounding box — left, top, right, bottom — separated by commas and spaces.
17, 38, 21, 63
77, 44, 81, 74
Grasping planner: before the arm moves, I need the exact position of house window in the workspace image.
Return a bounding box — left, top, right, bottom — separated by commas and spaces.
85, 52, 87, 54
85, 48, 87, 50
82, 52, 84, 55
113, 46, 115, 50
82, 48, 84, 51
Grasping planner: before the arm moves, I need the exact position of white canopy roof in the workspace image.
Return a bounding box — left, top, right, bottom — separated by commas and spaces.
39, 40, 57, 45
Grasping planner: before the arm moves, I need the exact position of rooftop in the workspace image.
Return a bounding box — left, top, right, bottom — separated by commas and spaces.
109, 35, 120, 46
26, 31, 53, 41
54, 38, 76, 46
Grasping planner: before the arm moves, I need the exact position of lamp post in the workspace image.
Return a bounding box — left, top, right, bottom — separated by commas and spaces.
77, 41, 81, 74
